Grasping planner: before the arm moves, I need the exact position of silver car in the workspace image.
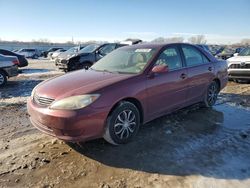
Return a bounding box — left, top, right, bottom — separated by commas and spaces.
17, 48, 40, 59
0, 54, 19, 87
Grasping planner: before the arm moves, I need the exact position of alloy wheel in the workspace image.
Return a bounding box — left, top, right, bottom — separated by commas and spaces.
114, 110, 137, 140
207, 82, 218, 106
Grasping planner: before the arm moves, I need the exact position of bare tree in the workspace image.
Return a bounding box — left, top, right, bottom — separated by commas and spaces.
165, 37, 184, 43
151, 37, 165, 43
241, 39, 250, 45
188, 35, 207, 44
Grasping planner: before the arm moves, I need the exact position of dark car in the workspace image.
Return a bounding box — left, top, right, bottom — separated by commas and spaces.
54, 46, 87, 66
28, 43, 228, 145
0, 49, 28, 67
57, 43, 126, 72
42, 47, 64, 58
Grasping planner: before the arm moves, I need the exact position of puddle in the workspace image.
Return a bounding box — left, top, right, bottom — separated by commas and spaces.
214, 104, 250, 130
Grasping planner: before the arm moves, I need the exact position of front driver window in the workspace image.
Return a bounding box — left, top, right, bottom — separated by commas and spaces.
155, 47, 182, 70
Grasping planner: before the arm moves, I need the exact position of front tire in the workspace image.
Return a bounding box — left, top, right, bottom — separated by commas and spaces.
203, 81, 219, 107
103, 101, 140, 145
0, 70, 7, 87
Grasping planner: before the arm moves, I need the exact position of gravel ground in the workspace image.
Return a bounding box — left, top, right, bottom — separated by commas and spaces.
0, 59, 250, 188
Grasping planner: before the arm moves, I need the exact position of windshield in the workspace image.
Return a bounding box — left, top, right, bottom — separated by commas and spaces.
91, 48, 156, 74
239, 48, 250, 56
78, 44, 100, 53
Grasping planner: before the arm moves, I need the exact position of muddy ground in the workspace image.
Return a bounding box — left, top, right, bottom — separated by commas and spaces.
0, 59, 250, 188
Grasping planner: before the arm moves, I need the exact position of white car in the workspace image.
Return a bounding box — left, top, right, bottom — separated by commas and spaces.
227, 47, 250, 82
48, 49, 66, 60
17, 48, 40, 59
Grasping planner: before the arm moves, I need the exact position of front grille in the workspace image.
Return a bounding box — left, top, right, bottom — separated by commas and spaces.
229, 64, 250, 69
34, 94, 55, 107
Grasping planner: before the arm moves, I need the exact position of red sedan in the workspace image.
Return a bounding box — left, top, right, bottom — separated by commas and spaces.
27, 43, 228, 145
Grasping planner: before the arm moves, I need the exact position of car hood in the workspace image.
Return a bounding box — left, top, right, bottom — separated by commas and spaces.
227, 56, 250, 62
58, 52, 76, 59
35, 69, 134, 100
68, 53, 91, 60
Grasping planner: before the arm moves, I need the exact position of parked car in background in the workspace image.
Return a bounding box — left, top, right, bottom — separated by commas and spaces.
57, 43, 126, 72
17, 48, 40, 59
227, 47, 250, 82
0, 49, 28, 67
42, 47, 64, 58
48, 49, 66, 60
0, 54, 19, 87
28, 43, 228, 145
216, 48, 235, 60
212, 46, 225, 56
120, 39, 142, 45
235, 47, 245, 54
55, 46, 87, 66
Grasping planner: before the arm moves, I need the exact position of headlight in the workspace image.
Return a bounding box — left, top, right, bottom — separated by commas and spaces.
50, 94, 100, 110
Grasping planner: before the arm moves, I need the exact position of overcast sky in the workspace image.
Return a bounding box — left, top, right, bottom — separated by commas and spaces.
0, 0, 249, 44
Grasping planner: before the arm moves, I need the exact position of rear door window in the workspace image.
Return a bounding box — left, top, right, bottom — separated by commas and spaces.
181, 45, 209, 67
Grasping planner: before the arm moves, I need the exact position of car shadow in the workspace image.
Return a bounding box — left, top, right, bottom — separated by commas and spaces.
68, 103, 250, 180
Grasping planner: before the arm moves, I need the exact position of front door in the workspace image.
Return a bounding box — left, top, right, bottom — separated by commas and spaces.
146, 45, 188, 119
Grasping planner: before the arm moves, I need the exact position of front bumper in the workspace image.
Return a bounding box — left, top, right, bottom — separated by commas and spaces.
27, 98, 109, 142
4, 65, 18, 77
228, 69, 250, 80
56, 59, 69, 70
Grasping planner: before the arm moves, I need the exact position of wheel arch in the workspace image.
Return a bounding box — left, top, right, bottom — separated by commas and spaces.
107, 97, 144, 124
0, 69, 8, 77
213, 78, 221, 90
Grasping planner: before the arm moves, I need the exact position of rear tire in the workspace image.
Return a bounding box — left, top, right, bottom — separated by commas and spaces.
103, 101, 140, 145
0, 70, 7, 87
203, 81, 219, 107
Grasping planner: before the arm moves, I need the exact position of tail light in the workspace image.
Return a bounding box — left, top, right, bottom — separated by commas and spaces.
12, 59, 20, 65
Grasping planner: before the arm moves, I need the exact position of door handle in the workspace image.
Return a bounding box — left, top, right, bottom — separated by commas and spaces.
208, 67, 213, 71
180, 73, 187, 79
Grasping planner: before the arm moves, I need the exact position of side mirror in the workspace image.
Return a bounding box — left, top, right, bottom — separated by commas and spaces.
233, 53, 238, 57
152, 65, 168, 73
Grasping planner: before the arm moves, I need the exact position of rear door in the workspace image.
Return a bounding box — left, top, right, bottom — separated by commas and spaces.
146, 45, 188, 119
180, 44, 215, 103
